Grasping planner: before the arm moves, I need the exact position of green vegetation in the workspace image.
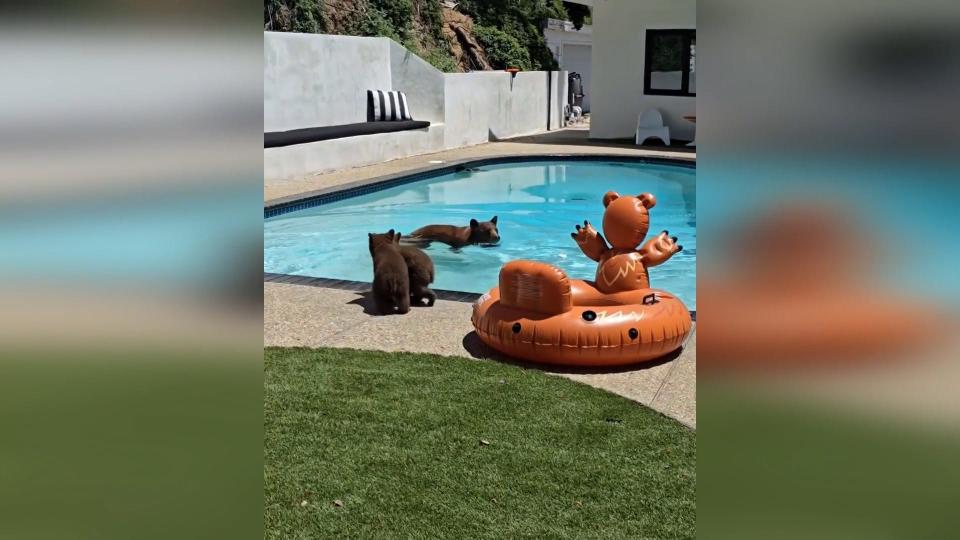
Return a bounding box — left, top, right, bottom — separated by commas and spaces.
264, 347, 696, 538
422, 45, 460, 73
473, 25, 532, 70
264, 0, 589, 73
564, 1, 591, 30
374, 0, 414, 38
355, 4, 404, 41
264, 0, 327, 33
350, 0, 455, 72
457, 0, 565, 70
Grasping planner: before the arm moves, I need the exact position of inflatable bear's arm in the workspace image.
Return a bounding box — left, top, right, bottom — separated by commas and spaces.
571, 220, 610, 262
639, 231, 683, 267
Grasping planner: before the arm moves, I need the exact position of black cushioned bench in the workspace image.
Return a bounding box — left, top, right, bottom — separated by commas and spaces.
264, 120, 431, 149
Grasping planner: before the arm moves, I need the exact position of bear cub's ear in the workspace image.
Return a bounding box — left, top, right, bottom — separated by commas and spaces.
490, 216, 498, 225
470, 219, 479, 228
637, 193, 657, 209
603, 191, 620, 207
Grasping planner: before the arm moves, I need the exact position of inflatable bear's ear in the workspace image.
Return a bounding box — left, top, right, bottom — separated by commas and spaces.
491, 216, 498, 225
603, 191, 620, 207
638, 193, 657, 209
470, 219, 479, 228
394, 232, 401, 243
387, 229, 395, 238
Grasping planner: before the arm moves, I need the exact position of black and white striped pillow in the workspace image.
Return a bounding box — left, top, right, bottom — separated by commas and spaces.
367, 90, 413, 122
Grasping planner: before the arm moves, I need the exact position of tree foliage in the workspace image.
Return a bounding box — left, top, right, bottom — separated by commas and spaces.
473, 25, 532, 70
563, 1, 591, 30
264, 0, 327, 33
264, 0, 589, 72
370, 0, 414, 40
417, 0, 444, 42
454, 0, 564, 70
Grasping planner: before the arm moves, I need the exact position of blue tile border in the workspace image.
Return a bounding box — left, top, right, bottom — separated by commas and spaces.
264, 153, 695, 219
265, 272, 697, 319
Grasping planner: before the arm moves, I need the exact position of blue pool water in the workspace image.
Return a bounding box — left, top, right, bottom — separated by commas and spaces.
264, 159, 696, 308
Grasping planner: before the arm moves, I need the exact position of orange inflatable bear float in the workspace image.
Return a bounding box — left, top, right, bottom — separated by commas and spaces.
472, 191, 693, 367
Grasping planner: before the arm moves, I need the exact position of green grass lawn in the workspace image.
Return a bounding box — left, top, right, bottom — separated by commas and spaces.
264, 347, 696, 539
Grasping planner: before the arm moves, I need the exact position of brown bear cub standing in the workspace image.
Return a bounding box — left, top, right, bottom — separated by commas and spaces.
396, 235, 437, 307
368, 230, 410, 315
407, 216, 500, 249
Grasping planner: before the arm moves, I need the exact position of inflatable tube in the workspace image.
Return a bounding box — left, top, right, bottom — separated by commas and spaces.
471, 191, 692, 367
472, 260, 692, 367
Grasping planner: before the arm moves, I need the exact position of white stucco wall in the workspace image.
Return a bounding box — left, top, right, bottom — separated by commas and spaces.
442, 72, 498, 148
589, 0, 696, 140
388, 40, 445, 123
264, 32, 568, 180
444, 70, 567, 148
264, 33, 390, 132
264, 124, 446, 182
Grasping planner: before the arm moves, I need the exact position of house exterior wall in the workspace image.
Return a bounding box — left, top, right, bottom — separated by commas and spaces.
588, 0, 696, 140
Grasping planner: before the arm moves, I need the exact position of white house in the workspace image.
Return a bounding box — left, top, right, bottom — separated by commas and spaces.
544, 18, 593, 112
567, 0, 696, 142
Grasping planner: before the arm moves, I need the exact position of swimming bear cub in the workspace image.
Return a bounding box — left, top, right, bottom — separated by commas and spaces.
395, 233, 437, 307
368, 230, 410, 315
407, 216, 500, 249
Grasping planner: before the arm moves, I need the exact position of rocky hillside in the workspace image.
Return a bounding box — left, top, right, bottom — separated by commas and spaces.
441, 7, 491, 71
264, 0, 589, 73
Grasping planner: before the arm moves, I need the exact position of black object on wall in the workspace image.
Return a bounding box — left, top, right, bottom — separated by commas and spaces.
568, 72, 584, 108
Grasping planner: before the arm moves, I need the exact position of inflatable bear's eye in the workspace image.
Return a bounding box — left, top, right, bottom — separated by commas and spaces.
628, 328, 639, 340
512, 322, 522, 333
582, 310, 597, 322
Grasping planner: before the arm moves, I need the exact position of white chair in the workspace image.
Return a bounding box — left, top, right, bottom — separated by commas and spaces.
635, 108, 671, 146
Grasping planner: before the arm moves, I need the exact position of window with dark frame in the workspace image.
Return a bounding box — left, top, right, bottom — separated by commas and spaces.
644, 29, 696, 97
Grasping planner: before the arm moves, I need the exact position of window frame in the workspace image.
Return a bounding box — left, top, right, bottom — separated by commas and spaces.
643, 29, 697, 97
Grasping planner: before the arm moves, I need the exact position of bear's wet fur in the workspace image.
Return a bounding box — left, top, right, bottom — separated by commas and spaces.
368, 230, 410, 315
397, 238, 437, 307
407, 216, 500, 249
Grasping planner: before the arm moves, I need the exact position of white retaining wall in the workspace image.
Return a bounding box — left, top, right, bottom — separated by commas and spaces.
264, 32, 567, 181
387, 40, 445, 124
264, 33, 390, 132
264, 125, 446, 182
444, 71, 566, 148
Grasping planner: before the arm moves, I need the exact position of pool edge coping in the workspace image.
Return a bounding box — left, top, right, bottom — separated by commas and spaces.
263, 272, 697, 321
264, 153, 696, 218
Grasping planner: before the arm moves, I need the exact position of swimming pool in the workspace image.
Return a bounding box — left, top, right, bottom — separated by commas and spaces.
264, 157, 696, 308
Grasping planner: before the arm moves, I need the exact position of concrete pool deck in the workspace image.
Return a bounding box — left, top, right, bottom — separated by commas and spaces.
264, 282, 696, 428
263, 127, 697, 428
265, 125, 694, 203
